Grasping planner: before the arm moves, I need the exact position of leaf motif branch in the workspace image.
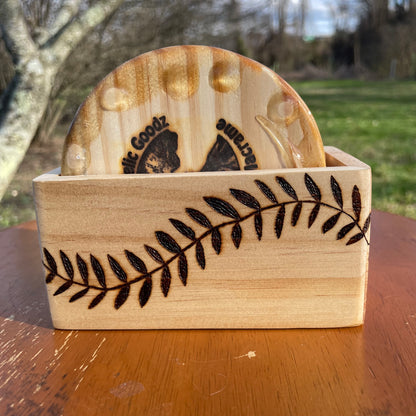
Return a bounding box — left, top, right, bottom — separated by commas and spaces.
42, 174, 371, 309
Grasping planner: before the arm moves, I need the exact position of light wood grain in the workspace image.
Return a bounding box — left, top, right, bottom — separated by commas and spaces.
34, 147, 370, 329
1, 211, 415, 415
61, 45, 325, 175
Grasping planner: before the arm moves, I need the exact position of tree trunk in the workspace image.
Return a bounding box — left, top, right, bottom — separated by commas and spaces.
0, 0, 124, 201
277, 0, 288, 37
0, 59, 52, 200
372, 0, 389, 27
409, 0, 416, 16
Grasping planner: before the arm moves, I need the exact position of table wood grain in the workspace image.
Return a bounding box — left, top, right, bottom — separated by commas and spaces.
0, 210, 415, 415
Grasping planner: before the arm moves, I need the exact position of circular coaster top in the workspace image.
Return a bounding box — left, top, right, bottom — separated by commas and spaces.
61, 45, 325, 175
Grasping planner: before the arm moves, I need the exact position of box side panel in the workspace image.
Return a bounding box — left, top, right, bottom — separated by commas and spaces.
34, 164, 371, 329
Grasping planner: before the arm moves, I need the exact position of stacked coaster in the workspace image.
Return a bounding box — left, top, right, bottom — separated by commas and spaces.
61, 45, 325, 176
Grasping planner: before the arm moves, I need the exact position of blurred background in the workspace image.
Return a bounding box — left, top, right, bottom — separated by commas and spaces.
0, 0, 415, 228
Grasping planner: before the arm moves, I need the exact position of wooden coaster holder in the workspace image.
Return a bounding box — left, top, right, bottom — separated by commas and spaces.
33, 146, 371, 329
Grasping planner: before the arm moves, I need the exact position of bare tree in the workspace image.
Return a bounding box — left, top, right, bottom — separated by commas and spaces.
0, 0, 124, 201
410, 0, 416, 15
295, 0, 308, 37
277, 0, 289, 36
372, 0, 389, 27
357, 0, 389, 28
328, 0, 357, 32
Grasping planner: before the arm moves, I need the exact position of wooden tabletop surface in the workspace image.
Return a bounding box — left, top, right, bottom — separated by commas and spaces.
0, 209, 415, 415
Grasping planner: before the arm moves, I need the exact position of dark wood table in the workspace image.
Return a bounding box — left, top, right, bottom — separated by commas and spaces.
0, 210, 415, 415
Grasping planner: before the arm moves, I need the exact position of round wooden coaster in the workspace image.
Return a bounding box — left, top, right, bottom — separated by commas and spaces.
61, 45, 325, 175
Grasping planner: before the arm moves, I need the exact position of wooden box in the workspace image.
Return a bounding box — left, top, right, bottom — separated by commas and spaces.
33, 146, 371, 330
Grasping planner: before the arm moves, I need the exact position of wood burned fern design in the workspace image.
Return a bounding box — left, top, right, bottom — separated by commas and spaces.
42, 174, 371, 309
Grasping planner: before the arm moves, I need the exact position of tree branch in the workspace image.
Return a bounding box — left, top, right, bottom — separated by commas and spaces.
47, 0, 124, 63
0, 0, 37, 63
36, 0, 82, 47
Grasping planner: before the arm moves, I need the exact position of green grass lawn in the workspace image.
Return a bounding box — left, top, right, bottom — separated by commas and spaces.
291, 80, 416, 219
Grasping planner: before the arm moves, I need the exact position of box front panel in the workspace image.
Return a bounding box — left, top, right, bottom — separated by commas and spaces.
34, 159, 371, 329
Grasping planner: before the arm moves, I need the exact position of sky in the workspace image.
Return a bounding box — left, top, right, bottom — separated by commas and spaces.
303, 0, 361, 36
243, 0, 358, 37
302, 1, 336, 36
